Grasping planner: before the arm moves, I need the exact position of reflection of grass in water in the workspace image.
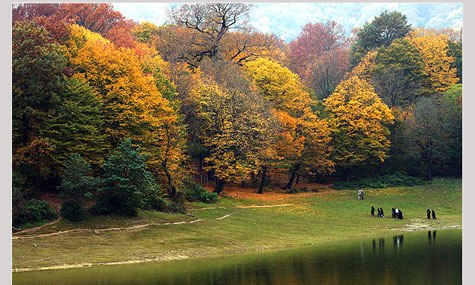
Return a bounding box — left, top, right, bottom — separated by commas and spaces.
12, 178, 461, 271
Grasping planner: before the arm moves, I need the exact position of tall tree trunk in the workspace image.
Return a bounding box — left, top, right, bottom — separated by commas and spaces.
282, 164, 300, 190
162, 126, 177, 198
214, 179, 226, 195
426, 161, 433, 181
162, 160, 177, 198
258, 166, 267, 194
345, 167, 352, 182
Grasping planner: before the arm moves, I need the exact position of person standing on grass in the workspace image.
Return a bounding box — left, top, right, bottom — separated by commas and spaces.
432, 209, 437, 219
380, 208, 385, 217
371, 206, 375, 216
427, 208, 431, 219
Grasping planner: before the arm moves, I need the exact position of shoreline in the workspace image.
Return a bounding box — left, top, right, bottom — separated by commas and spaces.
12, 223, 462, 273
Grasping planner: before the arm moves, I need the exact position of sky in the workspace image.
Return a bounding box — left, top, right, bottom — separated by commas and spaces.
113, 2, 463, 42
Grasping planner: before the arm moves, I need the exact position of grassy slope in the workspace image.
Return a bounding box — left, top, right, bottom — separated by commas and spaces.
12, 178, 462, 271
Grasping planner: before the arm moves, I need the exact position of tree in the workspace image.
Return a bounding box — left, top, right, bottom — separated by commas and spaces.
288, 21, 347, 77
133, 21, 160, 45
406, 85, 462, 179
244, 58, 314, 116
439, 84, 462, 175
149, 24, 198, 64
405, 28, 458, 93
221, 30, 286, 65
350, 10, 411, 66
66, 25, 182, 177
324, 76, 394, 181
95, 139, 161, 216
406, 98, 439, 180
13, 3, 131, 45
192, 63, 275, 194
381, 107, 413, 174
134, 41, 188, 202
41, 77, 106, 169
245, 58, 334, 189
304, 48, 350, 100
12, 21, 68, 190
168, 3, 252, 66
105, 19, 137, 49
58, 154, 98, 221
348, 50, 377, 82
58, 3, 125, 35
12, 3, 70, 42
447, 39, 462, 83
12, 21, 68, 148
372, 38, 427, 107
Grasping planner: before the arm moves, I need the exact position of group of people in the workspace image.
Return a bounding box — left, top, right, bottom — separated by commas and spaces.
363, 190, 438, 220
370, 206, 385, 218
427, 208, 437, 219
370, 206, 404, 219
391, 207, 404, 219
370, 205, 438, 220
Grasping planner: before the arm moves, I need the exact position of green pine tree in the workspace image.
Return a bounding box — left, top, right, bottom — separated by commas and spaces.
58, 154, 98, 221
95, 139, 161, 216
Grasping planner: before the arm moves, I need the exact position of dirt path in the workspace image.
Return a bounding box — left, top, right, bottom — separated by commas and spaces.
12, 204, 296, 240
12, 214, 233, 240
237, 204, 292, 208
14, 218, 62, 235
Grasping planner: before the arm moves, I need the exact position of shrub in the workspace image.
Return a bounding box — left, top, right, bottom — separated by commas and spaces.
13, 199, 57, 228
183, 179, 218, 204
60, 201, 85, 221
333, 172, 426, 190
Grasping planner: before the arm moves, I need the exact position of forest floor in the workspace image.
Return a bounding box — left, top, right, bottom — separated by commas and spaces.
12, 178, 462, 272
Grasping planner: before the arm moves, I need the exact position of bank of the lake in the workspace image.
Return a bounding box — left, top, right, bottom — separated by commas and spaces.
12, 178, 462, 272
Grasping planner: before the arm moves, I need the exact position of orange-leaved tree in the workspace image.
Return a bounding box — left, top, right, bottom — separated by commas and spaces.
244, 58, 334, 190
66, 24, 185, 199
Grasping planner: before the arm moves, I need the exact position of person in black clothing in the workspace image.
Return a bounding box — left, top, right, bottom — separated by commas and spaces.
377, 207, 381, 218
380, 208, 384, 217
392, 208, 396, 218
371, 206, 375, 216
427, 208, 431, 219
432, 209, 437, 219
398, 210, 403, 219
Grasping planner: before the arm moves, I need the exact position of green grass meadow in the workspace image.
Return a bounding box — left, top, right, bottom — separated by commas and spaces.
12, 178, 462, 271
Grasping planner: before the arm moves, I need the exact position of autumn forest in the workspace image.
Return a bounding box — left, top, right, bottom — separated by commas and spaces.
12, 3, 462, 228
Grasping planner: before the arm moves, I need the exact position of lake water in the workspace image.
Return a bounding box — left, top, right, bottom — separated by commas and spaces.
13, 229, 461, 285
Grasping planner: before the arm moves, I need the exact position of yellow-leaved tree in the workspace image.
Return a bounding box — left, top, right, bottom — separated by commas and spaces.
324, 75, 394, 181
191, 72, 275, 194
405, 28, 458, 93
348, 50, 377, 82
244, 58, 334, 190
